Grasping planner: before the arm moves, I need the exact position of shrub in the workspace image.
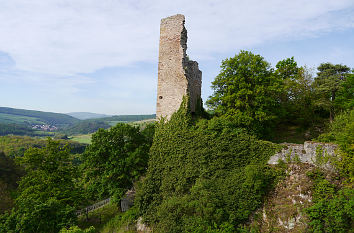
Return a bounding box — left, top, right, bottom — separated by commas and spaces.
136, 99, 281, 232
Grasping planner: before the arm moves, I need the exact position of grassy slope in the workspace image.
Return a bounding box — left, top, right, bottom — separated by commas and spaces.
78, 203, 121, 232
0, 107, 79, 126
0, 113, 45, 125
69, 134, 93, 144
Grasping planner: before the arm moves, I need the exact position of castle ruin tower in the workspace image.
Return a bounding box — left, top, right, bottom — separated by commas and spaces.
156, 14, 202, 119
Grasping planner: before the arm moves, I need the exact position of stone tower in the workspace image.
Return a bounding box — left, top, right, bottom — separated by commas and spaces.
156, 14, 202, 119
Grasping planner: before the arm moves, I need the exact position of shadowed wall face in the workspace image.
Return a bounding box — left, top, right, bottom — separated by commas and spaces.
156, 14, 202, 119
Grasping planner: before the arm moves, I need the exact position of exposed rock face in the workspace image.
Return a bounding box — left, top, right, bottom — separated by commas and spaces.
249, 164, 315, 232
137, 217, 152, 233
156, 14, 202, 119
268, 141, 338, 170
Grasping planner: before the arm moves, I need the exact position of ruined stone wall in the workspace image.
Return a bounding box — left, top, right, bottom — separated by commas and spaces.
268, 141, 338, 170
156, 14, 202, 119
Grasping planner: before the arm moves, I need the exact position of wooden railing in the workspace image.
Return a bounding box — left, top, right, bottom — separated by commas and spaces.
76, 197, 111, 216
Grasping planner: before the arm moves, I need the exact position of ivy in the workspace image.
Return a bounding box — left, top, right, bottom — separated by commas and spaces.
305, 169, 353, 233
136, 98, 281, 232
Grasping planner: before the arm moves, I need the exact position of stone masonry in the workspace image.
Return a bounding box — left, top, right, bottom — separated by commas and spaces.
268, 141, 338, 171
156, 14, 202, 119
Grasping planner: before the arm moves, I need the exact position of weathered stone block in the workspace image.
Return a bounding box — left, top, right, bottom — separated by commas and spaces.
268, 141, 338, 171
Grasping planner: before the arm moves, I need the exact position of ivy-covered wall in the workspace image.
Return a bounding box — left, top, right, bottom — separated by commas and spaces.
136, 99, 283, 232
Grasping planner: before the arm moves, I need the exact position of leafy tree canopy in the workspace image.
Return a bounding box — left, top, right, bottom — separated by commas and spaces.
0, 139, 83, 233
335, 73, 354, 112
81, 123, 154, 202
206, 50, 283, 136
314, 63, 352, 120
275, 59, 316, 126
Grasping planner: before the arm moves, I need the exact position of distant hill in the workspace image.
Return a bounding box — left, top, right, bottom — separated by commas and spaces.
0, 107, 79, 127
0, 107, 156, 136
67, 112, 111, 120
61, 114, 156, 134
97, 114, 156, 124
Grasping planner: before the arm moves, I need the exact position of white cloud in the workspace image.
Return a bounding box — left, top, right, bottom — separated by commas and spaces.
0, 0, 353, 75
0, 0, 353, 114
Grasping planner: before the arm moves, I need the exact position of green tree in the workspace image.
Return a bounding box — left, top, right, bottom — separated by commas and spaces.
275, 57, 301, 120
275, 57, 300, 81
81, 123, 152, 202
0, 139, 82, 233
314, 63, 351, 121
275, 58, 315, 126
335, 73, 354, 112
206, 50, 282, 136
0, 151, 24, 213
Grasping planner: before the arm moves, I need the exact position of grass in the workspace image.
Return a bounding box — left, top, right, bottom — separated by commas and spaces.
99, 206, 139, 233
78, 203, 121, 232
70, 134, 92, 144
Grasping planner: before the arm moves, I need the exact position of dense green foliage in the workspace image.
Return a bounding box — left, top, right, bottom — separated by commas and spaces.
81, 123, 154, 202
318, 110, 354, 181
0, 140, 84, 233
305, 109, 354, 233
207, 52, 353, 141
0, 152, 23, 188
137, 101, 282, 232
334, 74, 354, 112
275, 58, 316, 127
99, 205, 139, 233
305, 169, 353, 233
0, 135, 86, 157
60, 226, 95, 233
206, 51, 282, 136
313, 63, 352, 121
0, 152, 24, 213
0, 107, 79, 126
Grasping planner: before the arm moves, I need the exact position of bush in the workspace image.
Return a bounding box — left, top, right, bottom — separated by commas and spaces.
136, 100, 281, 232
306, 169, 353, 233
60, 225, 95, 233
0, 139, 83, 233
317, 109, 354, 181
81, 123, 154, 202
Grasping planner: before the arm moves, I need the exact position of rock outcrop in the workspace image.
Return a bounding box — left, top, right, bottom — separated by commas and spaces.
268, 141, 338, 170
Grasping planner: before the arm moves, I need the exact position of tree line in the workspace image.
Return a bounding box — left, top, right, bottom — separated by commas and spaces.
207, 51, 353, 138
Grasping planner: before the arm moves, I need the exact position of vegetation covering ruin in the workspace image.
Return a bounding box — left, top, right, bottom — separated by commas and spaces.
136, 98, 283, 232
0, 51, 353, 232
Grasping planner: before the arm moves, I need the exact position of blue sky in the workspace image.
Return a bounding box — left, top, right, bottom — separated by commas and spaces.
0, 0, 353, 115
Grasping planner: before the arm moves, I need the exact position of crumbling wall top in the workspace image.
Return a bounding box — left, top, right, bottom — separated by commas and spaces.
156, 14, 202, 120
